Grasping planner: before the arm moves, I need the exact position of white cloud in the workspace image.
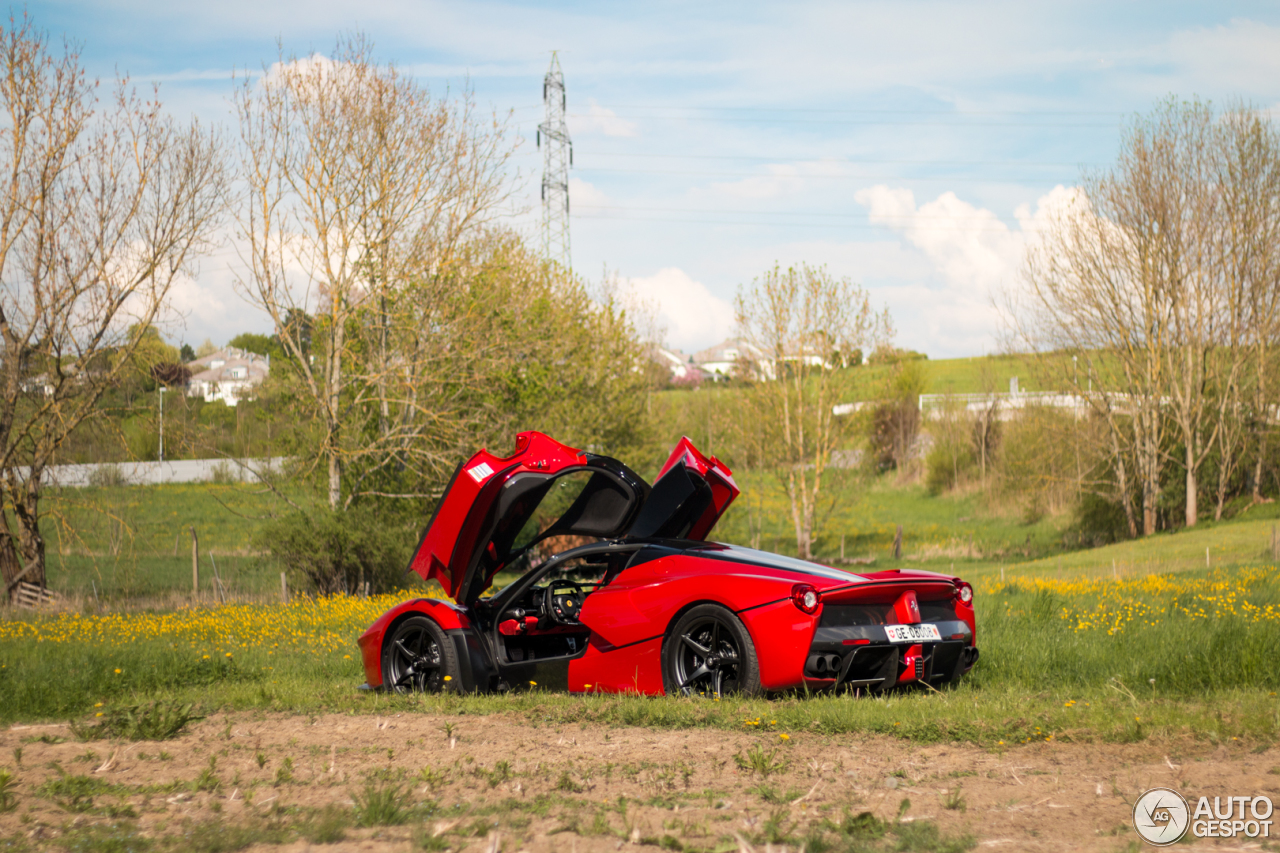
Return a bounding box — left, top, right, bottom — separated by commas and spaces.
155, 251, 273, 348
569, 177, 611, 209
692, 160, 856, 203
850, 184, 1079, 355
569, 99, 638, 138
625, 267, 734, 353
855, 185, 1024, 295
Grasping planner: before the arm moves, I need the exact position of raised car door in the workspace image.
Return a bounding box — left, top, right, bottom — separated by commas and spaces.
626, 436, 739, 541
407, 431, 649, 602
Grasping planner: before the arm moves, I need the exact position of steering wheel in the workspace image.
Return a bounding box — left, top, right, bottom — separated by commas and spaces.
543, 582, 591, 625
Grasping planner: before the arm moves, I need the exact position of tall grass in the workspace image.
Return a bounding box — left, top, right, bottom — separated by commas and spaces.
976, 568, 1280, 694
3, 567, 1279, 744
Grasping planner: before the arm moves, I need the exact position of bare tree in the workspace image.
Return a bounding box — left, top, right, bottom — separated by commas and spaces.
1019, 197, 1164, 534
232, 35, 519, 511
1214, 106, 1280, 511
0, 15, 224, 598
1017, 102, 1231, 535
1017, 100, 1280, 534
735, 263, 891, 559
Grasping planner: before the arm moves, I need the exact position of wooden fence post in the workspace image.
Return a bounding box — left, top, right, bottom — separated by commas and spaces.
208, 552, 227, 605
190, 526, 199, 597
893, 525, 903, 560
280, 572, 288, 604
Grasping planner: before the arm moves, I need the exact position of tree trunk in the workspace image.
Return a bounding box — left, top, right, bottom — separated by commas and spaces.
10, 478, 45, 589
785, 468, 811, 560
1109, 425, 1139, 538
0, 507, 21, 602
326, 317, 344, 511
1185, 443, 1198, 528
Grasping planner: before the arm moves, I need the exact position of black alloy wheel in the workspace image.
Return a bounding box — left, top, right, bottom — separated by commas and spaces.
662, 604, 762, 697
381, 615, 460, 693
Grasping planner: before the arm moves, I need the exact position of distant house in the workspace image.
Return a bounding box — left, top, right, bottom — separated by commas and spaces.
648, 346, 708, 386
186, 348, 270, 407
694, 338, 773, 381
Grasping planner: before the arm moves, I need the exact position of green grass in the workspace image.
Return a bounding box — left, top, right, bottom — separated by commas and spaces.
715, 475, 1071, 565
46, 482, 278, 555
3, 563, 1279, 747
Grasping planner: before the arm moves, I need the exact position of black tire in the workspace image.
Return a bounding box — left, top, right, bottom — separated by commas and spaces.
662, 604, 762, 697
381, 615, 461, 693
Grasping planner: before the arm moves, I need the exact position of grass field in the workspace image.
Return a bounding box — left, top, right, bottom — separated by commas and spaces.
3, 560, 1279, 749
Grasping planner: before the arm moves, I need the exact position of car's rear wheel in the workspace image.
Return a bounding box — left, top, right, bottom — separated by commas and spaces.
662, 604, 762, 697
381, 615, 460, 693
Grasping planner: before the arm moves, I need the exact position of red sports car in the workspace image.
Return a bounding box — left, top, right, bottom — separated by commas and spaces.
357, 431, 978, 697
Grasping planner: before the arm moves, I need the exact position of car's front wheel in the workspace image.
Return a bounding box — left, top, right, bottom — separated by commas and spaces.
662, 604, 762, 697
381, 615, 460, 693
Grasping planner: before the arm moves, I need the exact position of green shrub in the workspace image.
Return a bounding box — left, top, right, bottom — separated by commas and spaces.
353, 780, 411, 827
71, 701, 201, 741
37, 772, 125, 814
304, 805, 351, 843
256, 506, 412, 596
925, 442, 974, 496
0, 767, 16, 812
1072, 489, 1132, 546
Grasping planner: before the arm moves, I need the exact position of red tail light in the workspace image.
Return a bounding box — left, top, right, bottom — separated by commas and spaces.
791, 583, 821, 614
955, 581, 973, 605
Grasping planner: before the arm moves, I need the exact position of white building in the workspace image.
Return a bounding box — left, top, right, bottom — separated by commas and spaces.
694, 338, 774, 381
648, 346, 709, 385
187, 348, 270, 407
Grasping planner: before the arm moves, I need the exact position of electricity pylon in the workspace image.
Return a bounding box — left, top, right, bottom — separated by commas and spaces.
537, 52, 572, 270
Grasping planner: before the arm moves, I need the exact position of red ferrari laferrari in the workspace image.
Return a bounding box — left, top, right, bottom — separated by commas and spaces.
357, 431, 978, 697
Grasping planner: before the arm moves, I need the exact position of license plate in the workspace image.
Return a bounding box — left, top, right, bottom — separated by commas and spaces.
884, 623, 942, 643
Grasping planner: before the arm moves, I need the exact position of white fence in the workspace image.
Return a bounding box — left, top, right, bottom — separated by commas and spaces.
30, 457, 289, 488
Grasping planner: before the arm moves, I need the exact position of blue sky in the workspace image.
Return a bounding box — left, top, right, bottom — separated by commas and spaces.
31, 0, 1280, 357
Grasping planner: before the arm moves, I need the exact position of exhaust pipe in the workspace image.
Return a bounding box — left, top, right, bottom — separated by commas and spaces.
806, 653, 844, 676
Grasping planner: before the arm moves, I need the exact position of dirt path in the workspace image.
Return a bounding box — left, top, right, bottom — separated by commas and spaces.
2, 712, 1275, 851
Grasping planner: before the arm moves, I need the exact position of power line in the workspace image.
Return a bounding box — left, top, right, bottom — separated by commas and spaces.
576, 203, 1027, 221
572, 166, 1067, 184
579, 104, 1128, 117
565, 112, 1118, 129
572, 205, 1043, 232
571, 212, 1037, 232
574, 152, 1095, 167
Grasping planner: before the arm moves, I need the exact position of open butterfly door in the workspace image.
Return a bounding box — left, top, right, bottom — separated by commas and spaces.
626, 437, 739, 541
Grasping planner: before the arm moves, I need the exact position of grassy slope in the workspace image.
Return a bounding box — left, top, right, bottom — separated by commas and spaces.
41, 483, 286, 597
